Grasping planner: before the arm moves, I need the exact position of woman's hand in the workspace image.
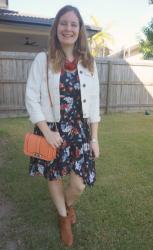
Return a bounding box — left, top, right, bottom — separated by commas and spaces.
36, 121, 63, 149
90, 141, 100, 159
44, 130, 63, 149
90, 122, 99, 158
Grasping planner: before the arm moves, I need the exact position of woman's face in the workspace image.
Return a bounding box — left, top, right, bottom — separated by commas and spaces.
57, 11, 80, 48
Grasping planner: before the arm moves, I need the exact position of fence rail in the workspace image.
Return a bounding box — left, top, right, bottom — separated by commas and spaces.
1, 52, 153, 117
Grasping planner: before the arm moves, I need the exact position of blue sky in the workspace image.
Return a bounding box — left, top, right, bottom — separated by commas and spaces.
9, 0, 153, 51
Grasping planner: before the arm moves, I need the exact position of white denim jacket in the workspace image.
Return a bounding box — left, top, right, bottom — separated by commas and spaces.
25, 52, 101, 124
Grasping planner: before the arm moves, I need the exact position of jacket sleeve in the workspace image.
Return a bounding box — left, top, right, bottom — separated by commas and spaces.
88, 60, 101, 123
25, 52, 46, 124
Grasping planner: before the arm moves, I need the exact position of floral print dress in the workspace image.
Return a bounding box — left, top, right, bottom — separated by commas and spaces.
29, 69, 96, 186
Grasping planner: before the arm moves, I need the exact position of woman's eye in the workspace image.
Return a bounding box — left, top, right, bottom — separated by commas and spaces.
60, 22, 78, 27
72, 23, 78, 27
60, 22, 66, 25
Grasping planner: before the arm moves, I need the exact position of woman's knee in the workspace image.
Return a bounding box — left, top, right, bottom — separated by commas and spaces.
70, 173, 86, 194
75, 182, 85, 194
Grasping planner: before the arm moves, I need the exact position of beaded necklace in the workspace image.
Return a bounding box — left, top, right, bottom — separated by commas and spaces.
64, 59, 77, 71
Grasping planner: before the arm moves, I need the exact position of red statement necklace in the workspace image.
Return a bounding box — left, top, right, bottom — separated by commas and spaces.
64, 59, 77, 71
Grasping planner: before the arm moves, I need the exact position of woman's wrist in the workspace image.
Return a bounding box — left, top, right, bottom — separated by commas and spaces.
90, 138, 98, 143
37, 122, 51, 138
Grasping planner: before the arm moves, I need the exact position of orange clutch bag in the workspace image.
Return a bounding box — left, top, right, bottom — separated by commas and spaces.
24, 133, 56, 161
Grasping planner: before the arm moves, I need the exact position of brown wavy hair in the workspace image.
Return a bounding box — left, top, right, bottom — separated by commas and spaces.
48, 5, 94, 73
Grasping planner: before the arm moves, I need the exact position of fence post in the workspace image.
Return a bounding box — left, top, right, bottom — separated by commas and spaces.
105, 61, 111, 114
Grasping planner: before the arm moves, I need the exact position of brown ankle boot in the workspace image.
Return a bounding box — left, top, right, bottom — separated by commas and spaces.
59, 215, 73, 247
66, 204, 77, 225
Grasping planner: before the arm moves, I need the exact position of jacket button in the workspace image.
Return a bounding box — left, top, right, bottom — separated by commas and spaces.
83, 84, 86, 87
80, 70, 83, 74
83, 99, 86, 103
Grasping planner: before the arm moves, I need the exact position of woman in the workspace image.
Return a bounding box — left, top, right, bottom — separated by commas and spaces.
25, 5, 100, 247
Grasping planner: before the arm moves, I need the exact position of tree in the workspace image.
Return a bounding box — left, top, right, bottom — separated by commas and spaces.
149, 0, 153, 4
89, 16, 114, 57
139, 19, 153, 59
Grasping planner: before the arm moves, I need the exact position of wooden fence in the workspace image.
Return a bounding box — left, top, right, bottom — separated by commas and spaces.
0, 52, 34, 117
1, 52, 153, 117
96, 57, 153, 113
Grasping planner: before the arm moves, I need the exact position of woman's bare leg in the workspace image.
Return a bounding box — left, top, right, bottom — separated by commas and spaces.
65, 171, 85, 207
48, 178, 73, 247
48, 179, 67, 216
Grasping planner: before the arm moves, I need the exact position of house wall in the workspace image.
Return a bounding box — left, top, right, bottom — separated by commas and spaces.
0, 23, 49, 52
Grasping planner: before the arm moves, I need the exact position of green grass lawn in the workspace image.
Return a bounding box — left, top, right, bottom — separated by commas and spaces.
0, 113, 153, 250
